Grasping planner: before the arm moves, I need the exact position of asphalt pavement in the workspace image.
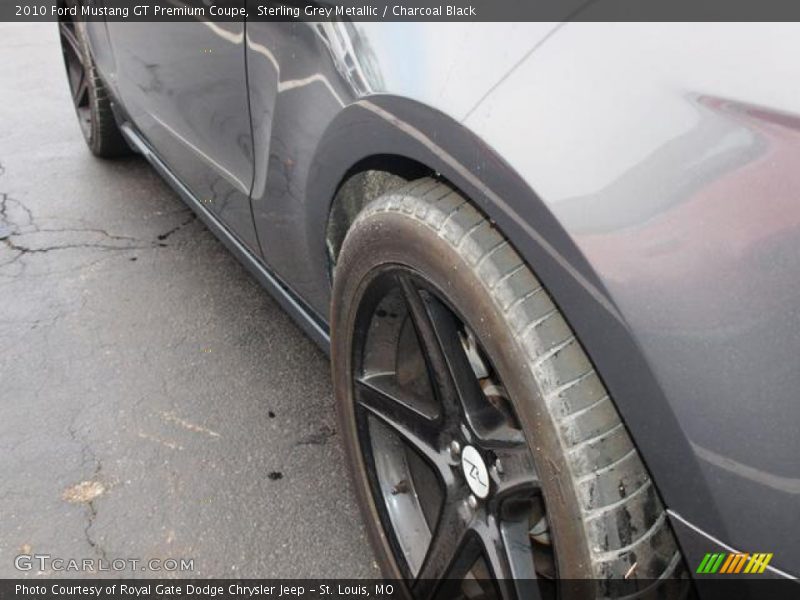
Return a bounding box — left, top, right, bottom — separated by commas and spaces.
0, 23, 378, 578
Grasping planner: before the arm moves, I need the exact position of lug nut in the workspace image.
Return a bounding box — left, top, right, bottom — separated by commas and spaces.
448, 440, 461, 460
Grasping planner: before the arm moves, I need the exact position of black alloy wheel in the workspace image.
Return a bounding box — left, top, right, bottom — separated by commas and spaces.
351, 268, 555, 599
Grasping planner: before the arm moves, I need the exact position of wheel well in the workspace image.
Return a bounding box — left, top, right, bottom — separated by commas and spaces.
325, 155, 432, 273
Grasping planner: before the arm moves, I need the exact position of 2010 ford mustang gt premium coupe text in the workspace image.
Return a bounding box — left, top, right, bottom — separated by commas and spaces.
59, 9, 799, 599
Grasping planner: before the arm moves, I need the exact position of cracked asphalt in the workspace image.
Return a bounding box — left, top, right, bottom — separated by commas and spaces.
0, 23, 378, 578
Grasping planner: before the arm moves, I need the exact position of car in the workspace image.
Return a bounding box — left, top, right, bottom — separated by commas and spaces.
58, 10, 799, 598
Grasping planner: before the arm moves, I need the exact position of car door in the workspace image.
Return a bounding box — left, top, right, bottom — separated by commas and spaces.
105, 6, 259, 252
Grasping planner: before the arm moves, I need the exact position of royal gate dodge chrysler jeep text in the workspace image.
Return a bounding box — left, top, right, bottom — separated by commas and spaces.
59, 12, 799, 599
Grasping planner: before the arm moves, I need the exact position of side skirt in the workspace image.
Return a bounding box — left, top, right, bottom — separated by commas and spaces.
119, 122, 331, 354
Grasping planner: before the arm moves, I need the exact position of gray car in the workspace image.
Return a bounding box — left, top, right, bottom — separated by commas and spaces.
58, 9, 798, 597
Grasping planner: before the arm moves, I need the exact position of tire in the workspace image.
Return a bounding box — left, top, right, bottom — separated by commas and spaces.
331, 178, 689, 598
59, 15, 131, 158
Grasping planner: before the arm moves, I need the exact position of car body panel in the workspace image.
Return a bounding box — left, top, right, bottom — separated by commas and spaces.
104, 10, 260, 252
86, 19, 800, 579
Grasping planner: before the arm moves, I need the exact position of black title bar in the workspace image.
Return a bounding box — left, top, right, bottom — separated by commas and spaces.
6, 0, 800, 22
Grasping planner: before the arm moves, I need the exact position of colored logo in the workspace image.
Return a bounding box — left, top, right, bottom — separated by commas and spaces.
696, 552, 773, 574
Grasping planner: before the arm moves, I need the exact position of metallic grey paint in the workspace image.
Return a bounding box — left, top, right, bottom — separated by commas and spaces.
85, 19, 800, 581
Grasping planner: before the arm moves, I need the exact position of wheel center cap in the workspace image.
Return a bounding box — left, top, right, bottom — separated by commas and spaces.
461, 445, 490, 499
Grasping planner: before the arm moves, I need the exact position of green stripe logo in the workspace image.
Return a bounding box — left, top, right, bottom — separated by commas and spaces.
696, 553, 726, 573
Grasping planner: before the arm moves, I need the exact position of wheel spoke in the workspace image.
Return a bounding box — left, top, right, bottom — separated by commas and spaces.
72, 70, 89, 106
397, 275, 502, 434
412, 499, 474, 599
356, 377, 445, 469
476, 516, 541, 600
59, 22, 83, 66
489, 444, 541, 509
